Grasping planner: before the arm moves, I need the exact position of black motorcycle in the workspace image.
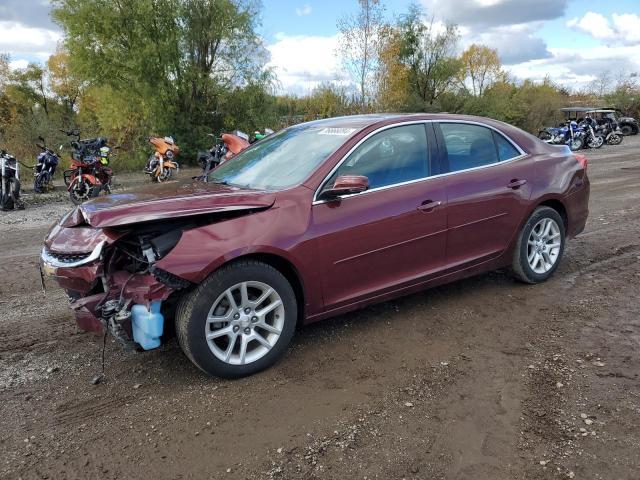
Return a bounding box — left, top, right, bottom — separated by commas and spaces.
1, 148, 24, 211
33, 136, 60, 193
578, 117, 604, 149
596, 119, 623, 146
196, 134, 228, 180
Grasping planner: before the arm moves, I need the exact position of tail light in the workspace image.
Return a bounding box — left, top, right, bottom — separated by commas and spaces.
574, 154, 588, 172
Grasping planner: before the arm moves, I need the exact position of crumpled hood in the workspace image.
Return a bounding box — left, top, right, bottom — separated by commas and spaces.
75, 180, 276, 228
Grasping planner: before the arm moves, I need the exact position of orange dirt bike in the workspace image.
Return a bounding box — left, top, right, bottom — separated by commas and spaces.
145, 136, 179, 182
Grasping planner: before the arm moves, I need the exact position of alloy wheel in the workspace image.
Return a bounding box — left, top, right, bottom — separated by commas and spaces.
205, 281, 284, 365
527, 218, 561, 274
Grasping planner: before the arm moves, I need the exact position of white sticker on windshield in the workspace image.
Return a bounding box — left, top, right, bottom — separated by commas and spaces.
318, 127, 356, 136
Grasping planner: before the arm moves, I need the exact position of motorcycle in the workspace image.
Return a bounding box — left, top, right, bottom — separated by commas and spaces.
61, 129, 114, 205
196, 131, 250, 180
33, 136, 60, 193
595, 119, 623, 146
144, 136, 179, 182
538, 121, 584, 151
578, 117, 604, 149
0, 148, 24, 211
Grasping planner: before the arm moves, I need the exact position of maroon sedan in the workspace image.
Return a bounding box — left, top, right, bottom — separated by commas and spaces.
41, 114, 589, 378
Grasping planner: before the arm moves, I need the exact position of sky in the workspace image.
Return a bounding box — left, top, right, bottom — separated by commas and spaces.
2, 0, 640, 95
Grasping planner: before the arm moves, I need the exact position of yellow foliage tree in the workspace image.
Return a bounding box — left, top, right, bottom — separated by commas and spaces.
459, 44, 502, 97
376, 27, 411, 112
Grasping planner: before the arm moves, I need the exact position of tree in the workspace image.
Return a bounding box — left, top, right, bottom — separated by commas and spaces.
52, 0, 270, 157
337, 0, 386, 112
376, 26, 411, 111
397, 4, 461, 108
459, 44, 501, 97
47, 47, 85, 115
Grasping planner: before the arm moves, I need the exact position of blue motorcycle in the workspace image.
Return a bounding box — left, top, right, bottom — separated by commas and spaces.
538, 121, 584, 151
33, 136, 60, 193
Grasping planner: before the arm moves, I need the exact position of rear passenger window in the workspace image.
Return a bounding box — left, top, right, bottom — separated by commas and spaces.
439, 123, 520, 172
493, 131, 520, 160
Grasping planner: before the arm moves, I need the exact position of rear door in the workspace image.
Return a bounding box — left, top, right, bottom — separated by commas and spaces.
434, 121, 534, 268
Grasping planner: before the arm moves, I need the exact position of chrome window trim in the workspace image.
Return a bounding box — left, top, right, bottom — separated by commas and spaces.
313, 120, 433, 204
312, 118, 528, 205
437, 119, 526, 157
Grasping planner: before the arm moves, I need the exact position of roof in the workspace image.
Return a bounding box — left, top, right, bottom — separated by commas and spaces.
560, 107, 600, 113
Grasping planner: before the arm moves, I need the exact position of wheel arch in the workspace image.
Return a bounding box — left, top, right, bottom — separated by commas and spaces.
537, 198, 568, 229
220, 252, 306, 326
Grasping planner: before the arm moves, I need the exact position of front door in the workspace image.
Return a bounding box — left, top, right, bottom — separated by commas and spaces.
310, 123, 447, 310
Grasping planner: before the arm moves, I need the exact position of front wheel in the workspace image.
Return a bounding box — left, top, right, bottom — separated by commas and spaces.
512, 207, 565, 284
176, 260, 297, 378
588, 134, 604, 149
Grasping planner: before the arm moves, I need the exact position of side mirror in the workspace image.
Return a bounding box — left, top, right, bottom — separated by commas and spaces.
319, 175, 369, 200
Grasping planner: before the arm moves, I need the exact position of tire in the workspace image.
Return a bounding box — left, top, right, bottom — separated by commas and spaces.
569, 138, 582, 151
176, 260, 297, 378
588, 134, 604, 149
538, 131, 551, 141
620, 125, 634, 136
608, 133, 623, 145
512, 206, 566, 284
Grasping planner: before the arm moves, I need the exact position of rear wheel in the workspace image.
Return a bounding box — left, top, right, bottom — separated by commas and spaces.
512, 207, 565, 284
620, 124, 634, 136
538, 130, 552, 141
608, 133, 623, 145
176, 260, 297, 378
568, 138, 582, 151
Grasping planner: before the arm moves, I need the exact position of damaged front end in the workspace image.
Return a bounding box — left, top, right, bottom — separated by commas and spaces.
41, 209, 192, 351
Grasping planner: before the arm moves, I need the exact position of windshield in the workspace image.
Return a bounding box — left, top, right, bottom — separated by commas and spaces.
207, 124, 356, 190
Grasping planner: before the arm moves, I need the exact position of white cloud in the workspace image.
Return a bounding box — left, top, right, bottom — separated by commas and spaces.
508, 43, 640, 89
9, 59, 29, 70
295, 4, 312, 17
267, 33, 344, 94
0, 21, 61, 61
567, 12, 615, 40
567, 12, 640, 45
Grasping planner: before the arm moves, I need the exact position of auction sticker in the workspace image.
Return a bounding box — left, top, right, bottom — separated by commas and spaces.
318, 128, 357, 136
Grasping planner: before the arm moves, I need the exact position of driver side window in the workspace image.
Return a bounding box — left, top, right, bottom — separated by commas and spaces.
326, 124, 430, 191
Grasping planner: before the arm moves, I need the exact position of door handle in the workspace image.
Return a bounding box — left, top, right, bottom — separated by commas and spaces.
507, 179, 527, 189
417, 200, 442, 212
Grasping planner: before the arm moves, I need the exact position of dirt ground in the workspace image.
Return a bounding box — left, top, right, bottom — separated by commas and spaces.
1, 140, 639, 480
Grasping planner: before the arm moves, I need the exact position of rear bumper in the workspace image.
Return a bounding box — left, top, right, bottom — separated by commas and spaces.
565, 176, 590, 238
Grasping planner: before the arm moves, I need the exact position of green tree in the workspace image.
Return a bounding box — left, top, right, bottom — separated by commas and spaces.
397, 4, 461, 109
52, 0, 270, 158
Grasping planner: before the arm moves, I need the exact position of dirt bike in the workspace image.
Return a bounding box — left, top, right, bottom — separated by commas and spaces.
144, 136, 179, 182
61, 129, 114, 205
196, 131, 250, 181
33, 136, 60, 193
1, 148, 25, 211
